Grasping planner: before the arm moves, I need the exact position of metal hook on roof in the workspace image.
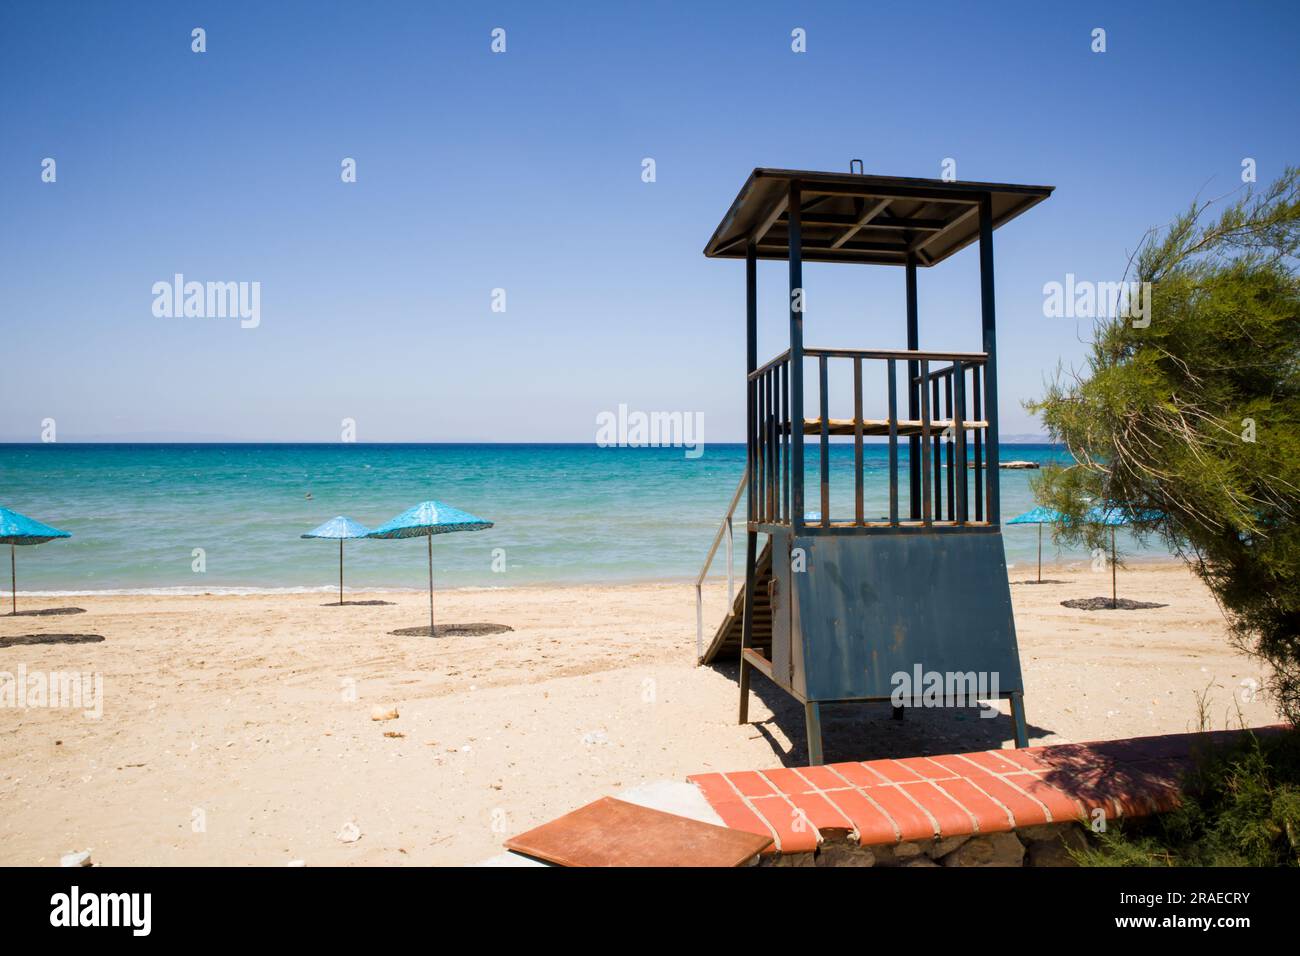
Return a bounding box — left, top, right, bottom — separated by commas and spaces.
849, 158, 864, 175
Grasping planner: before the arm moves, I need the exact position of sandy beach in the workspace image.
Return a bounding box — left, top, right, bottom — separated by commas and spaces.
0, 560, 1275, 866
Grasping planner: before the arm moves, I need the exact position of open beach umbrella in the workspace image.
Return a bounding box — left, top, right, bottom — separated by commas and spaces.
301, 516, 371, 605
0, 507, 72, 615
366, 501, 493, 635
1006, 506, 1063, 583
1085, 506, 1140, 606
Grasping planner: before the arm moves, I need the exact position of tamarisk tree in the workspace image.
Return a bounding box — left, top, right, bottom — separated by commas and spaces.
1028, 169, 1300, 722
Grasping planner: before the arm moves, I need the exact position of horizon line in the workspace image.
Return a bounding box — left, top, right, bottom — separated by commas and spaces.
0, 437, 1058, 447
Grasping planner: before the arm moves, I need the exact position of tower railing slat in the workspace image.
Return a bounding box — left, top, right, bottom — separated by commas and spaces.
744, 346, 991, 530
887, 359, 899, 526
853, 357, 864, 525
819, 355, 830, 526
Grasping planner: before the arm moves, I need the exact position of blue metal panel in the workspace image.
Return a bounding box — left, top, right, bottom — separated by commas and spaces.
769, 530, 793, 693
791, 531, 1024, 702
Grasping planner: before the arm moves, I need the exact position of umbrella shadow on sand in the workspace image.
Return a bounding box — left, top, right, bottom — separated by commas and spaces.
319, 599, 395, 607
1061, 596, 1168, 611
6, 606, 86, 617
390, 623, 513, 638
1, 633, 104, 647
1010, 579, 1068, 586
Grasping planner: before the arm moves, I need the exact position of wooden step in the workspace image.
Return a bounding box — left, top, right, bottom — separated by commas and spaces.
700, 540, 774, 665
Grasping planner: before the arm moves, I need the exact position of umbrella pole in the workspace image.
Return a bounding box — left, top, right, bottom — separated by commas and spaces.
1111, 526, 1117, 607
1036, 524, 1042, 584
339, 539, 344, 606
427, 534, 435, 636
9, 543, 14, 615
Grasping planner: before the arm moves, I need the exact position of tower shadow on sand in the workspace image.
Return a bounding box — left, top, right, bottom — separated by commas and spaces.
711, 661, 1056, 768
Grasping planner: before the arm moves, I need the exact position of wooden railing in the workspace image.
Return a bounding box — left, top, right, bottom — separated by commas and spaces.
747, 347, 996, 529
748, 350, 792, 525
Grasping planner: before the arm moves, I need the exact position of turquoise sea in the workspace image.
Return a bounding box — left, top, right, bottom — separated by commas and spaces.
0, 443, 1164, 594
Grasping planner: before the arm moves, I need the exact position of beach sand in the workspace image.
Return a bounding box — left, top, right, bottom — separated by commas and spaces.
0, 561, 1276, 866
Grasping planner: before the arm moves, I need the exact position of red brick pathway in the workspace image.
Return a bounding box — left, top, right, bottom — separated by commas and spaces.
688, 729, 1269, 854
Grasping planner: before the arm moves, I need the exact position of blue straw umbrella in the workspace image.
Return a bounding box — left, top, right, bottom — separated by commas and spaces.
366, 501, 493, 635
301, 516, 371, 605
0, 507, 72, 615
1085, 506, 1137, 606
1006, 506, 1063, 583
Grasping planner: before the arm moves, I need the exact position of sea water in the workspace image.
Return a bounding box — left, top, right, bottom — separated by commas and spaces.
0, 443, 1163, 593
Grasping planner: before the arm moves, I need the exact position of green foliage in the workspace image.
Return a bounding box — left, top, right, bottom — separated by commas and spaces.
1028, 169, 1300, 721
1074, 729, 1300, 867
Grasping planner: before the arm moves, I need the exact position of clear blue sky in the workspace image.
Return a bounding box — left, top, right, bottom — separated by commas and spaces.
2, 0, 1297, 442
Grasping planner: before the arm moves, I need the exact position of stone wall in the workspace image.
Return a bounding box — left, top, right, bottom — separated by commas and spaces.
763, 821, 1092, 867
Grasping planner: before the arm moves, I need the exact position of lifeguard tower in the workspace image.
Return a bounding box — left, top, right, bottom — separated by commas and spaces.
697, 166, 1053, 763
